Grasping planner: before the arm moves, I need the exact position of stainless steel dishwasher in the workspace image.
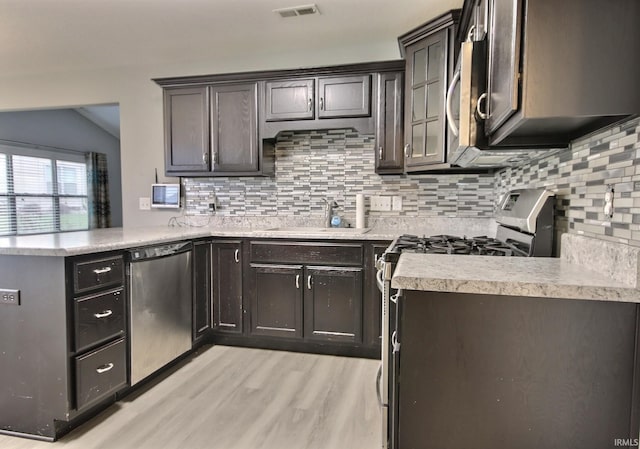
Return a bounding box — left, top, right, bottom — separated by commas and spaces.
128, 241, 192, 385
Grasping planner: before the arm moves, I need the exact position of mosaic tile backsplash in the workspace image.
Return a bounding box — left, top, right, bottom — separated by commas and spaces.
185, 116, 640, 247
495, 116, 640, 247
184, 129, 496, 226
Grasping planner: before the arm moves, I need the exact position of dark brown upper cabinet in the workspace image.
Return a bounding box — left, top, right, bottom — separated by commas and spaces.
265, 79, 315, 121
157, 81, 273, 177
163, 87, 210, 174
210, 83, 259, 173
317, 75, 371, 118
155, 61, 404, 174
484, 0, 640, 147
399, 11, 459, 172
265, 75, 371, 123
375, 71, 405, 174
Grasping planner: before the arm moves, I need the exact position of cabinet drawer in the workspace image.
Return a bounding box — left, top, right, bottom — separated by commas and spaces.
75, 338, 127, 410
74, 288, 125, 352
250, 241, 363, 266
74, 255, 124, 294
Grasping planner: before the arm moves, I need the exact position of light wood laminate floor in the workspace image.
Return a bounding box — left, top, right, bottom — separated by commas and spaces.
0, 345, 381, 449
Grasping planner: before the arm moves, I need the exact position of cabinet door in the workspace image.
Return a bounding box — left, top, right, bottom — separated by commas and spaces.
210, 83, 259, 173
212, 241, 243, 334
404, 29, 448, 169
485, 0, 522, 135
265, 79, 315, 121
318, 75, 371, 118
164, 87, 210, 174
376, 72, 404, 174
304, 266, 363, 344
193, 241, 212, 341
249, 264, 303, 339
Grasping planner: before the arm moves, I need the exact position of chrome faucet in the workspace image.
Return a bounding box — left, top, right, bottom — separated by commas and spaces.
322, 198, 338, 227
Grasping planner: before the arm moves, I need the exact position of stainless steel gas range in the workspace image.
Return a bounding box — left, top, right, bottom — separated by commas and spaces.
375, 188, 555, 449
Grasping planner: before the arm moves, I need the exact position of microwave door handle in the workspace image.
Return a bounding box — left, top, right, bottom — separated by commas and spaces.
446, 68, 461, 137
476, 92, 488, 120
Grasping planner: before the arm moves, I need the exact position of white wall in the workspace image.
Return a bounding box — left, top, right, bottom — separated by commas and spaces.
0, 42, 400, 227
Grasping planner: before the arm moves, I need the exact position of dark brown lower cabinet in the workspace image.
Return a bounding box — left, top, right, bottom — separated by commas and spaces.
212, 240, 244, 334
193, 241, 212, 342
304, 266, 362, 343
396, 291, 640, 449
249, 264, 303, 338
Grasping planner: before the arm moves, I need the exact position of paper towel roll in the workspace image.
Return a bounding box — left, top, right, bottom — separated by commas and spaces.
355, 194, 365, 229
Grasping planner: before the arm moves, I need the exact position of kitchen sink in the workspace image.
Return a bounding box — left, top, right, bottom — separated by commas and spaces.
265, 227, 370, 234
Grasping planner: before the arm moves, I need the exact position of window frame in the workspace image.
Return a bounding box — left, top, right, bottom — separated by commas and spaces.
0, 144, 89, 236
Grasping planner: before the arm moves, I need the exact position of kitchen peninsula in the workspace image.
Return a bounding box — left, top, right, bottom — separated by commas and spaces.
1, 224, 639, 443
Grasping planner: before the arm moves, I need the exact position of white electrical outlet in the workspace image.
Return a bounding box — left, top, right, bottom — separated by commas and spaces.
392, 195, 403, 211
370, 195, 392, 211
139, 197, 151, 210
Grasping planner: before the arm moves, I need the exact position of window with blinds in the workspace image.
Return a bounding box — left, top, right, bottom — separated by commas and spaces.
0, 145, 89, 236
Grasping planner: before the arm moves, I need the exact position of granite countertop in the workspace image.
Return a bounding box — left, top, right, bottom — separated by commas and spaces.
392, 235, 640, 303
0, 226, 400, 256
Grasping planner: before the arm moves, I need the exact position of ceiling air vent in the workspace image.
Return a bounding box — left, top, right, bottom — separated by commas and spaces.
273, 4, 320, 18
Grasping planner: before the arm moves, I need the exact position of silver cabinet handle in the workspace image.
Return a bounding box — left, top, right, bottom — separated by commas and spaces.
94, 310, 113, 319
203, 152, 208, 165
308, 97, 313, 111
319, 97, 324, 111
378, 146, 383, 161
234, 249, 239, 263
476, 92, 488, 120
404, 144, 410, 158
307, 275, 312, 290
296, 274, 300, 289
446, 68, 461, 137
96, 363, 114, 374
93, 267, 111, 275
212, 152, 218, 165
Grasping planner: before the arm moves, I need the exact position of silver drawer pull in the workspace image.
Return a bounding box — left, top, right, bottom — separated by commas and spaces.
96, 363, 114, 374
307, 275, 312, 290
94, 310, 113, 319
234, 249, 240, 263
296, 274, 300, 289
93, 267, 112, 275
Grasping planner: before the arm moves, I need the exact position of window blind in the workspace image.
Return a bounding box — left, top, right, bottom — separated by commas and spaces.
0, 145, 89, 236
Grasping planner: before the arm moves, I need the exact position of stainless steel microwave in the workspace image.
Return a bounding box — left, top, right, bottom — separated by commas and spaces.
446, 38, 555, 168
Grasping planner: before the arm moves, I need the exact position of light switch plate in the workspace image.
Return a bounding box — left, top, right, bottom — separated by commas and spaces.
370, 195, 392, 211
392, 195, 403, 211
139, 197, 151, 210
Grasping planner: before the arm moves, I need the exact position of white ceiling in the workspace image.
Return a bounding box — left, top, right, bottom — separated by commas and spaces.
0, 0, 462, 77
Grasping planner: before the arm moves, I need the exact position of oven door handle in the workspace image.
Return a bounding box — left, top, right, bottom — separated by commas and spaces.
376, 268, 385, 293
375, 363, 383, 407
